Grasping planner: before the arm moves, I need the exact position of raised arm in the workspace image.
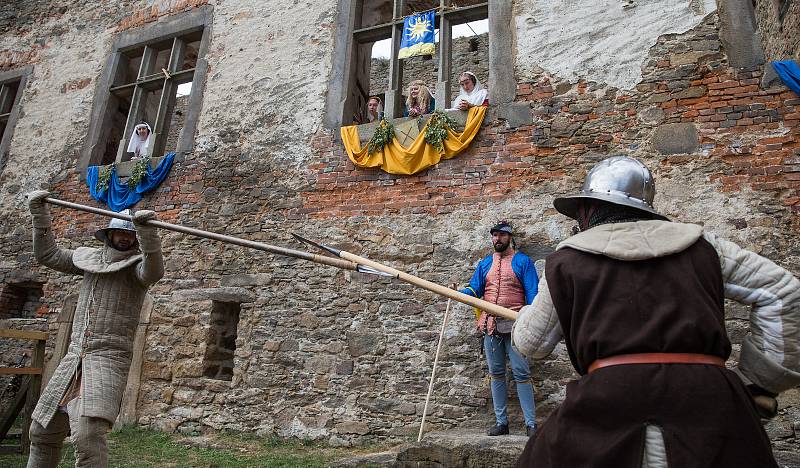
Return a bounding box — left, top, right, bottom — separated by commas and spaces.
703, 232, 800, 405
27, 191, 82, 275
132, 210, 164, 287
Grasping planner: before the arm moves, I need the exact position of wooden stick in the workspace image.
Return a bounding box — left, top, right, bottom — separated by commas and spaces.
292, 233, 519, 321
418, 298, 452, 442
336, 250, 518, 321
41, 198, 359, 272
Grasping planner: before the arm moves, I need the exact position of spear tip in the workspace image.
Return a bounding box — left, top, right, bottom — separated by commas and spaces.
291, 232, 342, 257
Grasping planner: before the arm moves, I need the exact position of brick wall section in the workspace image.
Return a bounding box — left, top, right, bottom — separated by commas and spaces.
305, 15, 799, 224
117, 0, 209, 32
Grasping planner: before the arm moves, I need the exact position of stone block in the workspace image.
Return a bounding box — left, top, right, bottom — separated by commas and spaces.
650, 123, 699, 155
761, 62, 786, 89
172, 287, 256, 303
335, 421, 370, 435
347, 330, 385, 357
220, 273, 272, 287
637, 106, 665, 125
495, 103, 533, 129
717, 0, 765, 69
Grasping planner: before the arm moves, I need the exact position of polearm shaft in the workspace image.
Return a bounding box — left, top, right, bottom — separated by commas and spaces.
42, 198, 359, 272
293, 234, 520, 321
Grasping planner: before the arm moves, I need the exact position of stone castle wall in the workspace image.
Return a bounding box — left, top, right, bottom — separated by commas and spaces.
754, 0, 800, 62
0, 0, 797, 464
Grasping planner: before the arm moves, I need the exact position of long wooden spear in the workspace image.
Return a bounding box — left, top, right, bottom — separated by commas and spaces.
292, 234, 519, 321
40, 198, 379, 274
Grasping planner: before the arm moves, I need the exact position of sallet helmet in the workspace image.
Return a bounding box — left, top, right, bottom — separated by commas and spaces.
94, 209, 137, 243
553, 156, 667, 221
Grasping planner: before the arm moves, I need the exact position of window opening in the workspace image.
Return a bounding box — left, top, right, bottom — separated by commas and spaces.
0, 79, 21, 159
203, 301, 241, 381
348, 0, 489, 124
104, 30, 202, 165
0, 282, 44, 319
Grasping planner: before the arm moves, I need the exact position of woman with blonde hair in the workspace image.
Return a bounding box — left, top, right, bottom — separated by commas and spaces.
403, 80, 435, 118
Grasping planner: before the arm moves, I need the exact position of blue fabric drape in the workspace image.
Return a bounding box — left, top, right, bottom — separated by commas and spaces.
772, 60, 800, 96
86, 152, 175, 212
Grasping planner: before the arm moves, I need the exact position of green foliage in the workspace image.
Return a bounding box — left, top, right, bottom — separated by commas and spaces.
424, 110, 457, 153
0, 426, 390, 468
367, 119, 394, 154
96, 164, 115, 192
127, 157, 150, 189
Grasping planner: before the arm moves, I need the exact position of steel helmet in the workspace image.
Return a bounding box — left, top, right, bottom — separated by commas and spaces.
94, 209, 137, 243
553, 156, 667, 221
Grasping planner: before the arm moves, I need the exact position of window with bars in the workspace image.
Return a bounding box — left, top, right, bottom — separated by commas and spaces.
0, 66, 31, 172
79, 6, 212, 172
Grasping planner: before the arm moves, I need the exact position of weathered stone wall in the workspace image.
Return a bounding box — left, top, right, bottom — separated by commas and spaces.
754, 0, 800, 61
0, 0, 797, 464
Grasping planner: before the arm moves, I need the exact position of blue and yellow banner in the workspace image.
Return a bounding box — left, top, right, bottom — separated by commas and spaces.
398, 10, 435, 59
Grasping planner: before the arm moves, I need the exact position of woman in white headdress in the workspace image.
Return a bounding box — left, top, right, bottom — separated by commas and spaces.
451, 71, 488, 111
127, 121, 152, 160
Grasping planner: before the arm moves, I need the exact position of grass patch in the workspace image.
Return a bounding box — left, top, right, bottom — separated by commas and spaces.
0, 426, 389, 467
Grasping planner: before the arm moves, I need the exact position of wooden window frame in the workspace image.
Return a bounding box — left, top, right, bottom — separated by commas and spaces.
325, 0, 513, 129
78, 6, 213, 173
0, 66, 32, 174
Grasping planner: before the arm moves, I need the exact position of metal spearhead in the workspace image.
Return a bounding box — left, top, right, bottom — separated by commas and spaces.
292, 233, 393, 277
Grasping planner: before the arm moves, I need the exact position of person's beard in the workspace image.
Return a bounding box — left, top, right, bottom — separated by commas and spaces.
111, 238, 136, 251
493, 240, 510, 252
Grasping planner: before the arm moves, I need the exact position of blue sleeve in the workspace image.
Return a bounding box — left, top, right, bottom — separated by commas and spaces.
461, 256, 491, 298
513, 253, 539, 305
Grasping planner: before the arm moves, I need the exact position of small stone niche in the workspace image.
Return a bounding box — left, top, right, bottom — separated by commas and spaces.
0, 282, 44, 319
202, 301, 241, 381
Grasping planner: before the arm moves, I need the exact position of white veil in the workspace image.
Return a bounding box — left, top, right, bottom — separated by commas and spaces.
126, 122, 152, 158
451, 72, 488, 108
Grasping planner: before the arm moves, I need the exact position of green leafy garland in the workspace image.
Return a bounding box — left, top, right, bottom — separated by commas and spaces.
96, 164, 115, 192
424, 110, 457, 153
367, 119, 394, 154
127, 156, 151, 189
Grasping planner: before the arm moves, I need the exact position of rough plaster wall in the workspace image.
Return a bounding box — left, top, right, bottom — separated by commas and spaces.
754, 0, 800, 61
0, 12, 114, 205
513, 0, 717, 90
197, 0, 337, 169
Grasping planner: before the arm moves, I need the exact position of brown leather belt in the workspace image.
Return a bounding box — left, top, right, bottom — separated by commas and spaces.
588, 353, 725, 374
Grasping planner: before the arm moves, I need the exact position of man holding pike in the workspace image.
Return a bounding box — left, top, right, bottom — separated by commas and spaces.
25, 190, 164, 468
461, 221, 539, 437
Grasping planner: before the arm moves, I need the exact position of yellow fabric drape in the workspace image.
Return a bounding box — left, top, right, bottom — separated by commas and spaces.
341, 106, 486, 175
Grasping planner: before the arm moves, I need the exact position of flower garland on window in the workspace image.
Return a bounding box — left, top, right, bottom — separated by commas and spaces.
127, 156, 151, 189
368, 119, 395, 154
424, 110, 458, 153
96, 164, 116, 192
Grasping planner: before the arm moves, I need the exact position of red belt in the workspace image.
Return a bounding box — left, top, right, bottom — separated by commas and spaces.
588, 353, 725, 374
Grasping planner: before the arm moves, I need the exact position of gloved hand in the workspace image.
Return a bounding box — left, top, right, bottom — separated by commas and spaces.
27, 190, 52, 229
27, 190, 50, 209
132, 209, 157, 226
747, 384, 779, 419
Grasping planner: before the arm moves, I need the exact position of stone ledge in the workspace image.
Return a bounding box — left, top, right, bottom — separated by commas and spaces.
171, 287, 255, 303
332, 429, 528, 467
